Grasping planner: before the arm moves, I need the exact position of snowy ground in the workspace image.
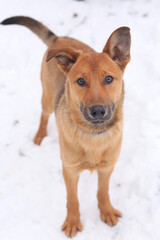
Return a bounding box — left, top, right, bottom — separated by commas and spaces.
0, 0, 160, 239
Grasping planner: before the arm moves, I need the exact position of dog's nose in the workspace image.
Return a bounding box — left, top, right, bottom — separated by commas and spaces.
89, 105, 106, 119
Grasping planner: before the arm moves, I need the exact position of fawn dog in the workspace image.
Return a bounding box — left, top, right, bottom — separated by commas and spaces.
1, 16, 131, 237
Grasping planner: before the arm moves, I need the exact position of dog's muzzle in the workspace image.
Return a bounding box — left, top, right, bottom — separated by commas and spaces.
80, 103, 115, 124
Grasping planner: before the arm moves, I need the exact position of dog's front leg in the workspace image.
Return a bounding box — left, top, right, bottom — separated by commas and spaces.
62, 166, 83, 237
97, 166, 122, 226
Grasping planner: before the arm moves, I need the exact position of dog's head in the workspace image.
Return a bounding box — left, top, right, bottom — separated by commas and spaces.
46, 27, 131, 133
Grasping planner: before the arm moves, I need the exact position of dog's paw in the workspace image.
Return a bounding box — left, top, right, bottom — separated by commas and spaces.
33, 131, 46, 145
62, 219, 83, 237
33, 135, 43, 145
100, 208, 122, 226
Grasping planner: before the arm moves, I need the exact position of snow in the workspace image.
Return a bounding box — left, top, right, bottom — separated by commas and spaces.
0, 0, 160, 239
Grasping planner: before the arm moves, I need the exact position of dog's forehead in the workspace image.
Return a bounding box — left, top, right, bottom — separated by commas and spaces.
73, 52, 122, 77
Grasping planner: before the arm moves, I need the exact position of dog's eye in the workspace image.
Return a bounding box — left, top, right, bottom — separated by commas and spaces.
104, 75, 114, 85
77, 78, 86, 87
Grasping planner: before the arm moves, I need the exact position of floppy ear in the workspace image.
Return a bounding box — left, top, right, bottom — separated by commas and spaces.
103, 27, 131, 70
46, 47, 82, 74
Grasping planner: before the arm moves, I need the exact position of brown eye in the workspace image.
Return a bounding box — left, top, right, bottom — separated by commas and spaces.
77, 78, 86, 86
104, 75, 114, 85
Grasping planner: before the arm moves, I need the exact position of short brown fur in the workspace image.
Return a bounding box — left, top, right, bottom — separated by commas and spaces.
2, 16, 131, 237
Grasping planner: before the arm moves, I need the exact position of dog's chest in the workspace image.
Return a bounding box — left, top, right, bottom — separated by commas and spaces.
78, 134, 112, 170
77, 127, 122, 170
58, 111, 122, 170
81, 150, 106, 170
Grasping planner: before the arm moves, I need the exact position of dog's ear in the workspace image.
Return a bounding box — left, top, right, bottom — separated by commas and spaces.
103, 27, 131, 70
46, 47, 82, 74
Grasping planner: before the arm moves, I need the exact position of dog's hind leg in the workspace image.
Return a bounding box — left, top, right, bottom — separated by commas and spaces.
34, 83, 55, 145
33, 51, 65, 145
33, 111, 50, 145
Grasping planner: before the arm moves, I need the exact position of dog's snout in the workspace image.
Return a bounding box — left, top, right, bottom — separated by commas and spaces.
89, 105, 106, 119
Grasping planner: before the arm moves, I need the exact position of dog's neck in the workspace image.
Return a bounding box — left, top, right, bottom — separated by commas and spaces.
78, 126, 107, 135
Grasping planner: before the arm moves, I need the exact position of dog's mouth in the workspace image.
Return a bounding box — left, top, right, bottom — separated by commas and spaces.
80, 103, 115, 126
91, 120, 105, 124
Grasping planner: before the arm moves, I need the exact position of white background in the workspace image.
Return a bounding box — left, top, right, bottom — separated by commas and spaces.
0, 0, 160, 239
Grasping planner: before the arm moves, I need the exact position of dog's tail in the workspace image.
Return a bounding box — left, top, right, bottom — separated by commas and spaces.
1, 16, 58, 47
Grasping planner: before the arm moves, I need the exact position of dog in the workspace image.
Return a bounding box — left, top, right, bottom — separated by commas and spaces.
1, 16, 131, 237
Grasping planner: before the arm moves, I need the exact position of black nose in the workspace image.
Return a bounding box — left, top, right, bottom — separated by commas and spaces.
89, 105, 106, 119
